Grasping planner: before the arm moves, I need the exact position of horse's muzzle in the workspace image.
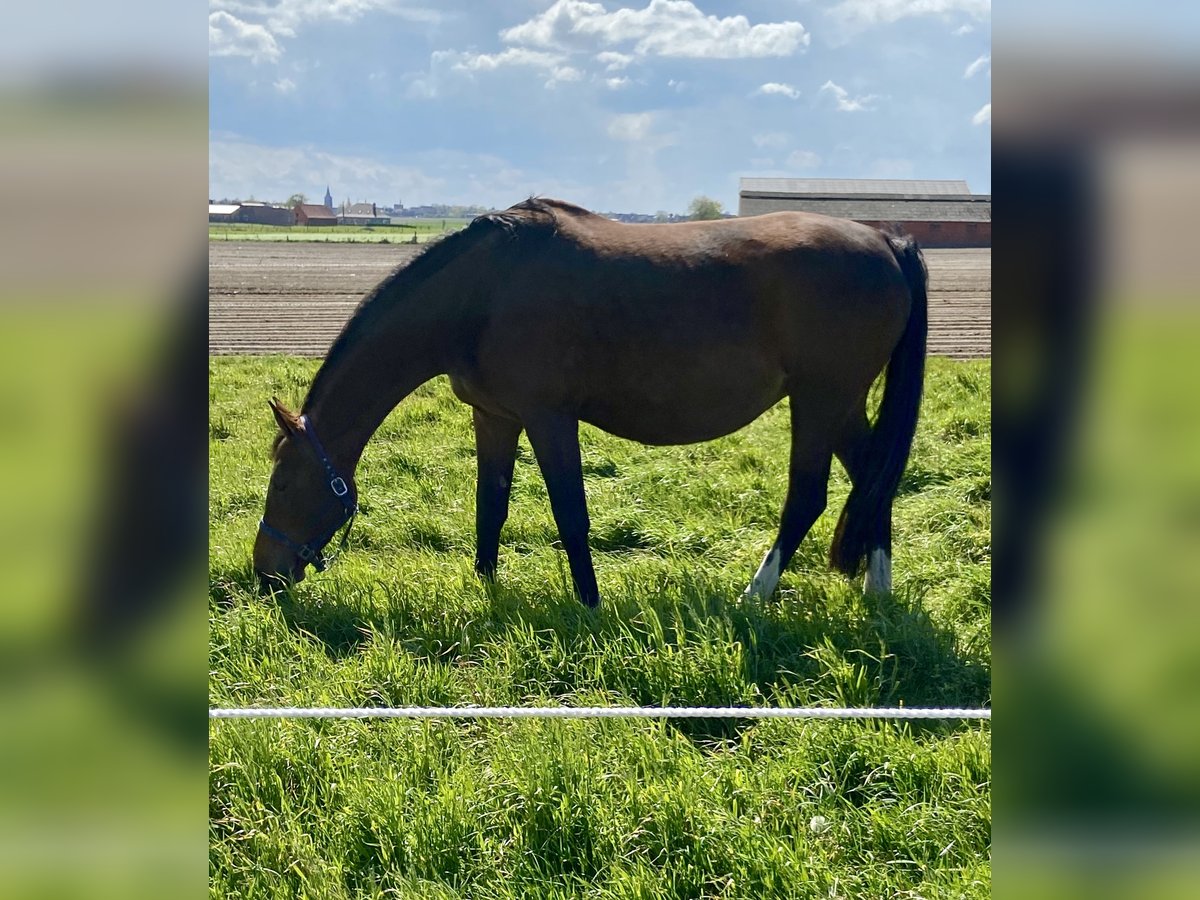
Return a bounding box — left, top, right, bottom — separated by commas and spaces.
256, 566, 305, 594
253, 561, 304, 595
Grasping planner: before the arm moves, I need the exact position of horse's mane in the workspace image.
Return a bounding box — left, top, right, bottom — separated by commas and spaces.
478, 197, 597, 233
300, 198, 593, 414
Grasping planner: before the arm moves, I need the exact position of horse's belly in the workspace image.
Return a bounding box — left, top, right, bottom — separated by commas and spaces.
582, 407, 774, 446
580, 370, 786, 446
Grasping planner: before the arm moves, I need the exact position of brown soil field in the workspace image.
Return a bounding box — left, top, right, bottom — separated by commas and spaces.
209, 242, 989, 359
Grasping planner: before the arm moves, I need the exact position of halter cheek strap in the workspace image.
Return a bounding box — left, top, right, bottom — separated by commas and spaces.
258, 415, 358, 573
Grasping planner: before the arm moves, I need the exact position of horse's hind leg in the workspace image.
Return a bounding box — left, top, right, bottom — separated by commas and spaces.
744, 407, 832, 599
524, 413, 600, 608
473, 407, 522, 579
835, 412, 892, 594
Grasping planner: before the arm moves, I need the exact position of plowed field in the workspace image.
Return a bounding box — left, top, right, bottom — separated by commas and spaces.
209, 242, 989, 358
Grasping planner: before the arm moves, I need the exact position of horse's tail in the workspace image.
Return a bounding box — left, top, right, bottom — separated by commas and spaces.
829, 234, 928, 577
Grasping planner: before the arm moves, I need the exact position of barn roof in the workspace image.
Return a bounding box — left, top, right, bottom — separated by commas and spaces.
209, 204, 241, 215
739, 177, 973, 197
296, 204, 336, 217
738, 177, 989, 223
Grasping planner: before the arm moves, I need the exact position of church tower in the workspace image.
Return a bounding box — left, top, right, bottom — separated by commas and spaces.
324, 186, 333, 209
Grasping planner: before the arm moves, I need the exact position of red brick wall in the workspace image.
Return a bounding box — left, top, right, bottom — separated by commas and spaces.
857, 220, 990, 248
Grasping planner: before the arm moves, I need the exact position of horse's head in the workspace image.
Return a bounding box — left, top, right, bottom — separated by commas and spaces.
254, 398, 357, 590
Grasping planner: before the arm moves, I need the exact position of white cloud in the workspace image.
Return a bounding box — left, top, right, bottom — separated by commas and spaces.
273, 77, 296, 93
972, 102, 991, 125
755, 82, 801, 99
449, 47, 583, 90
820, 80, 880, 112
500, 0, 809, 60
830, 1, 990, 27
596, 51, 633, 70
954, 24, 975, 35
406, 3, 809, 95
787, 150, 821, 168
454, 47, 566, 72
212, 0, 434, 35
405, 49, 456, 99
964, 53, 990, 78
546, 65, 584, 88
608, 111, 656, 142
209, 12, 283, 64
752, 132, 789, 149
210, 1, 436, 62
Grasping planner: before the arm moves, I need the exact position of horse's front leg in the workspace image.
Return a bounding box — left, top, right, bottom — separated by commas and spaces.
473, 407, 522, 579
524, 412, 600, 608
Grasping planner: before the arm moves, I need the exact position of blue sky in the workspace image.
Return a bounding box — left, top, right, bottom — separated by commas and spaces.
209, 1, 991, 213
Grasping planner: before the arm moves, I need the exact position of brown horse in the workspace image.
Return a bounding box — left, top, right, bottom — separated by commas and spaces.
254, 198, 927, 606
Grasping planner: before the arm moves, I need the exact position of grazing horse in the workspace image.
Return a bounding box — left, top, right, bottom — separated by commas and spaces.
254, 198, 927, 606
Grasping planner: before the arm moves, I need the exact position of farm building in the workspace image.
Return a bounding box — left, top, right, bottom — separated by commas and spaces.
338, 202, 391, 226
737, 178, 990, 248
236, 201, 295, 226
209, 203, 240, 223
295, 203, 338, 226
209, 201, 295, 225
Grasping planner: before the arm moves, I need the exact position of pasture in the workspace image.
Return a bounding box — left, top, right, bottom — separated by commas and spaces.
209, 355, 991, 898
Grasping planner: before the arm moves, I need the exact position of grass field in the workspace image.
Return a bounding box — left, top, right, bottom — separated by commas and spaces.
209, 220, 473, 243
209, 356, 991, 898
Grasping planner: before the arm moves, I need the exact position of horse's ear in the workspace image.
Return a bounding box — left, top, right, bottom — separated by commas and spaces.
268, 397, 300, 436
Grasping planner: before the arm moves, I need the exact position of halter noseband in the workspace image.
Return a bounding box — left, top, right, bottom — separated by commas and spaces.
258, 415, 358, 574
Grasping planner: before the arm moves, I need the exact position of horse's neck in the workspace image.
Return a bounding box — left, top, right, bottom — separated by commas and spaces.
302, 301, 450, 474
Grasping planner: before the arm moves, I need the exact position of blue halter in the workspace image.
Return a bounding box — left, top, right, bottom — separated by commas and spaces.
258, 415, 358, 573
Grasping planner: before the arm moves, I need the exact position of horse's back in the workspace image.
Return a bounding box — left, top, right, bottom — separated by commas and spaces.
459, 202, 914, 441
500, 205, 911, 366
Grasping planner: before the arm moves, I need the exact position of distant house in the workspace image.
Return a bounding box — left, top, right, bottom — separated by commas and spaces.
295, 203, 338, 226
209, 203, 240, 223
338, 202, 391, 226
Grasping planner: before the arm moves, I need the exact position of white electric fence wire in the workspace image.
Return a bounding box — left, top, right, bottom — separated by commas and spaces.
210, 705, 990, 721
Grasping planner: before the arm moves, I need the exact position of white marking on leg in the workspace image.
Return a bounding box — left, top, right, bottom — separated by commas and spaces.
864, 549, 892, 595
744, 547, 782, 599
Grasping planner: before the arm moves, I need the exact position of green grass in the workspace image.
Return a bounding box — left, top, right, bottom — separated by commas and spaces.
210, 356, 991, 898
209, 220, 473, 243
